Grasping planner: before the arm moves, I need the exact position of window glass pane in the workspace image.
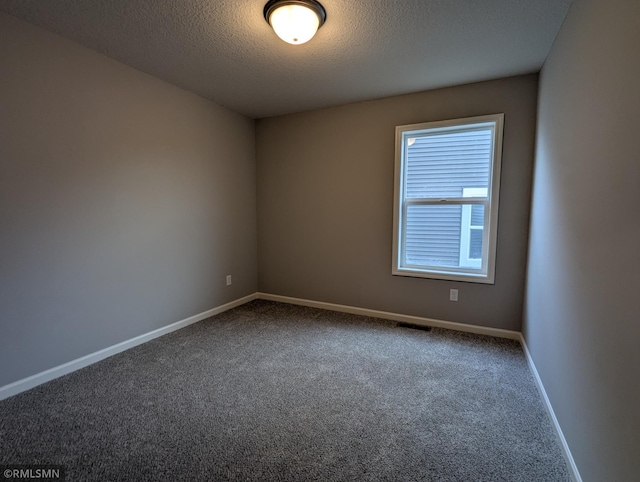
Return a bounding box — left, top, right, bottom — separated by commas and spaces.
469, 229, 483, 259
405, 204, 462, 268
405, 128, 492, 199
470, 204, 484, 226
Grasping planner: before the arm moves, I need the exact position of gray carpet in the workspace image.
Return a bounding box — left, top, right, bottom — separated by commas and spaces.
0, 300, 571, 481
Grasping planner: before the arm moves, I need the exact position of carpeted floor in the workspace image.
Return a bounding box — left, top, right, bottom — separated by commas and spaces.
0, 300, 571, 481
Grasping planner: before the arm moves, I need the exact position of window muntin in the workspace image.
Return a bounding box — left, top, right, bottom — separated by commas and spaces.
392, 114, 504, 284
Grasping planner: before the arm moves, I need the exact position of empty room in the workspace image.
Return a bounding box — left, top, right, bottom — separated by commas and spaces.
0, 0, 638, 481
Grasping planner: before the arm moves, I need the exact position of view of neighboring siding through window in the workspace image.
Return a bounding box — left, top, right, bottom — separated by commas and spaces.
392, 114, 503, 283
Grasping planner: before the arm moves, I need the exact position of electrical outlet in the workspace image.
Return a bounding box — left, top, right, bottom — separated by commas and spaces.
449, 289, 458, 302
226, 275, 232, 286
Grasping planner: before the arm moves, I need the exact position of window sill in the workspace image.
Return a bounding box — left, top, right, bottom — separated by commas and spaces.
392, 267, 495, 285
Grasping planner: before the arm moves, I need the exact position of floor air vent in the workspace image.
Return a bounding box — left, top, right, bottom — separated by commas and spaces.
397, 322, 431, 332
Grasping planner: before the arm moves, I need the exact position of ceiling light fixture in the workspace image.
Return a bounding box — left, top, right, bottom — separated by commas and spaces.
264, 0, 326, 45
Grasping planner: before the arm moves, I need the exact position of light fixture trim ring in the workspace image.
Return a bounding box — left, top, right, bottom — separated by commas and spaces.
263, 0, 327, 29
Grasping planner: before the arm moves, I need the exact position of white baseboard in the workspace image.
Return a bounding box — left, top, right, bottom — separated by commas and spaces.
519, 335, 582, 482
0, 293, 257, 401
256, 292, 521, 340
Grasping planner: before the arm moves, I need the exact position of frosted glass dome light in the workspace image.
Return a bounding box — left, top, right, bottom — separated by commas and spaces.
264, 0, 326, 45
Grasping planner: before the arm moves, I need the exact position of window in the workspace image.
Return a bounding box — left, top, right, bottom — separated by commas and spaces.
392, 114, 504, 284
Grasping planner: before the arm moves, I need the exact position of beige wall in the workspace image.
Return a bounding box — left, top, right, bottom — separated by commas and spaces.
524, 0, 640, 480
0, 13, 257, 386
257, 75, 538, 331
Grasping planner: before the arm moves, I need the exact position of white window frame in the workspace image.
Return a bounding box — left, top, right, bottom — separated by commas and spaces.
392, 114, 504, 284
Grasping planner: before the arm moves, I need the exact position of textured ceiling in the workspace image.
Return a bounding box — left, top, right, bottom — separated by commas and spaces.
0, 0, 572, 118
